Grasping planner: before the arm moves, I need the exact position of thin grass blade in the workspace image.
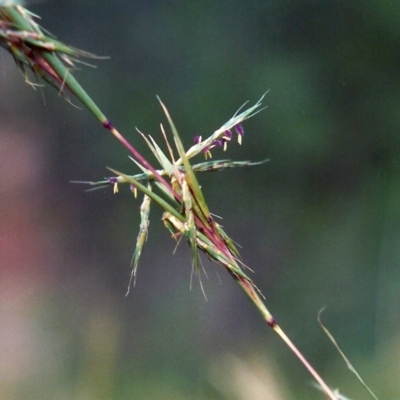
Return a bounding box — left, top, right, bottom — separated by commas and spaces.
318, 310, 379, 400
148, 135, 175, 176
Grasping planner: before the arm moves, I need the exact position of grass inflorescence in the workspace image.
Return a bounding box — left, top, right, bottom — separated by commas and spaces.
1, 3, 376, 400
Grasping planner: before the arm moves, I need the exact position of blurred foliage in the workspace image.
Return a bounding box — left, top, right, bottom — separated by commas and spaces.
0, 0, 400, 399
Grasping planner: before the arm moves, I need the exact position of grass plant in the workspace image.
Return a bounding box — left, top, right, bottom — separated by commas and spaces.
0, 3, 375, 399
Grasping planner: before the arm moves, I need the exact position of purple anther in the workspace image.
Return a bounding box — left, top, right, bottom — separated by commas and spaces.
223, 129, 233, 140
234, 123, 244, 137
108, 177, 118, 184
213, 139, 224, 147
129, 184, 136, 191
202, 145, 210, 154
193, 135, 201, 144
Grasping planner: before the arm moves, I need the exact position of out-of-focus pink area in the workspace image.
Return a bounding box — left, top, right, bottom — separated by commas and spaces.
0, 123, 61, 393
0, 127, 53, 274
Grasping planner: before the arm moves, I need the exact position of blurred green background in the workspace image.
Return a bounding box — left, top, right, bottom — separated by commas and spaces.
0, 0, 399, 399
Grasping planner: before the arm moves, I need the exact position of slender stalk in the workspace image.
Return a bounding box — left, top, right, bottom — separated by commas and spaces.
38, 53, 175, 197
233, 274, 339, 400
273, 326, 337, 400
48, 57, 181, 202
